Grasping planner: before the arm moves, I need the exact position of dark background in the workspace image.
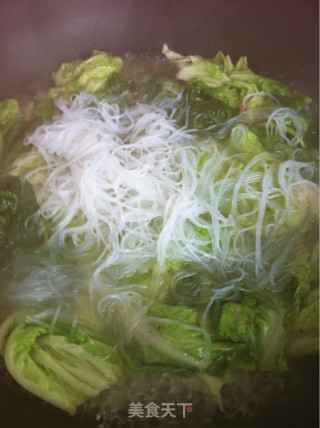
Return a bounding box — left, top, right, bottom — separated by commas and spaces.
0, 1, 318, 427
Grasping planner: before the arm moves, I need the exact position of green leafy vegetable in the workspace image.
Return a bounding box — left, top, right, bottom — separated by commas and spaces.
0, 99, 21, 166
162, 44, 312, 111
0, 174, 44, 267
0, 314, 124, 414
49, 50, 123, 98
219, 295, 288, 373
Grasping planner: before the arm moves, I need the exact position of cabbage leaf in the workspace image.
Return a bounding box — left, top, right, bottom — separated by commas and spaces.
0, 314, 124, 415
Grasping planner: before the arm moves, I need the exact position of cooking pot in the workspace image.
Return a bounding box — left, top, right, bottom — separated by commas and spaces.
0, 1, 318, 427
